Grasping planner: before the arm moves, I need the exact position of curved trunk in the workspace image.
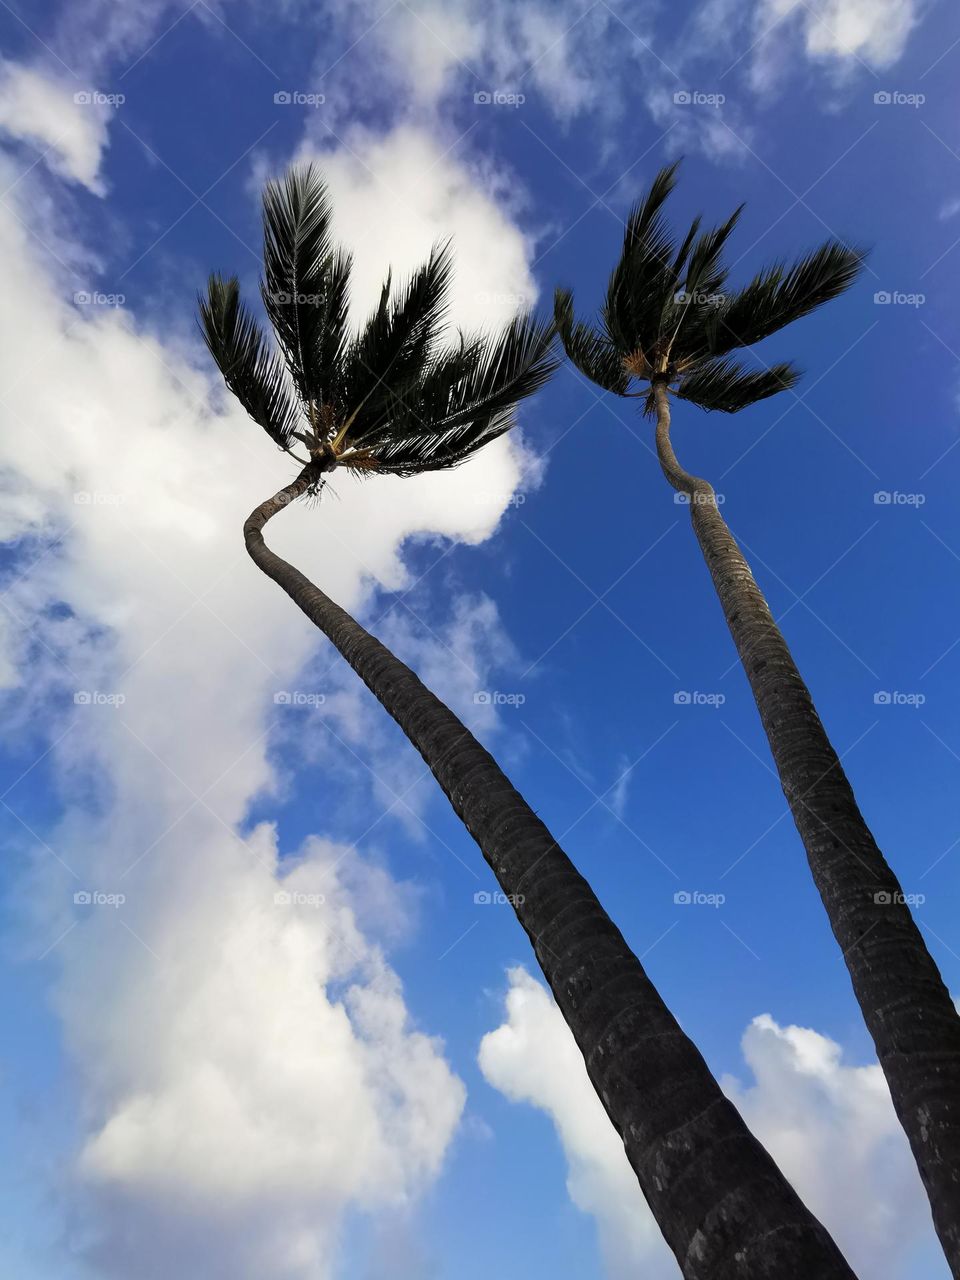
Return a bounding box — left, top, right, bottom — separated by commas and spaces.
653, 380, 960, 1275
244, 464, 857, 1280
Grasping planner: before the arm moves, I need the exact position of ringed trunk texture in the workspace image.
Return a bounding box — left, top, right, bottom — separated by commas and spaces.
652, 379, 960, 1276
244, 464, 857, 1280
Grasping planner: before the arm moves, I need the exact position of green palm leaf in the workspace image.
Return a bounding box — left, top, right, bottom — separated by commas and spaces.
675, 356, 800, 412
341, 242, 455, 442
198, 273, 300, 447
260, 164, 338, 406
554, 288, 629, 394
368, 313, 558, 471
706, 241, 866, 356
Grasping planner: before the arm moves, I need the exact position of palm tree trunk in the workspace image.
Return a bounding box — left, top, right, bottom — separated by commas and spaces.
652, 379, 960, 1275
244, 463, 857, 1280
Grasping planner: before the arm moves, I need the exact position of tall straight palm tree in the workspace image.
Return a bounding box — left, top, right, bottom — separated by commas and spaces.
555, 159, 960, 1276
199, 165, 858, 1279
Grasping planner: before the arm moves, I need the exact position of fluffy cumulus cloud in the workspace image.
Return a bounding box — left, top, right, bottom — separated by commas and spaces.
480, 970, 938, 1280
0, 97, 543, 1279
294, 123, 538, 335
0, 59, 111, 192
722, 1014, 933, 1278
478, 968, 677, 1279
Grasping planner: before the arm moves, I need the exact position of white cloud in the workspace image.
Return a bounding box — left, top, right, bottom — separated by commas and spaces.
289, 123, 537, 335
749, 0, 919, 90
306, 0, 656, 126
0, 115, 544, 1278
478, 968, 677, 1279
0, 60, 111, 192
723, 1014, 934, 1279
480, 971, 940, 1280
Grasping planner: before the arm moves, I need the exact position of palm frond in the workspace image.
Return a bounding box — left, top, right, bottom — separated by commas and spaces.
260, 164, 337, 406
666, 206, 744, 348
706, 241, 866, 355
604, 162, 683, 351
198, 273, 300, 447
314, 247, 353, 414
675, 356, 800, 413
362, 313, 558, 471
340, 241, 455, 442
671, 215, 702, 282
554, 288, 629, 394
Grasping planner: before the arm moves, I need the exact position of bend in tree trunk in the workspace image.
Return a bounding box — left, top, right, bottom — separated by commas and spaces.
652, 380, 960, 1277
242, 461, 857, 1280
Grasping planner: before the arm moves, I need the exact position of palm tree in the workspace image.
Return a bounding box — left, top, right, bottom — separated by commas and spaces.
199, 165, 857, 1279
555, 159, 960, 1275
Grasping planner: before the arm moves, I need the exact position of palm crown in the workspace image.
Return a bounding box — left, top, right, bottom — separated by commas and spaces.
200, 165, 557, 480
555, 161, 865, 414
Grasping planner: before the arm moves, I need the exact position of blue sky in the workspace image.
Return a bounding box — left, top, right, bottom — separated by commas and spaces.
0, 0, 958, 1277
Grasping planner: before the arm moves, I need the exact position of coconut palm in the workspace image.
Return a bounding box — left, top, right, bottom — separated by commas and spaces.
555, 159, 960, 1275
198, 165, 857, 1279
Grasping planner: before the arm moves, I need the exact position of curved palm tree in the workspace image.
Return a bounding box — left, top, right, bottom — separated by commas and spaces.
198, 165, 857, 1279
555, 159, 960, 1275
